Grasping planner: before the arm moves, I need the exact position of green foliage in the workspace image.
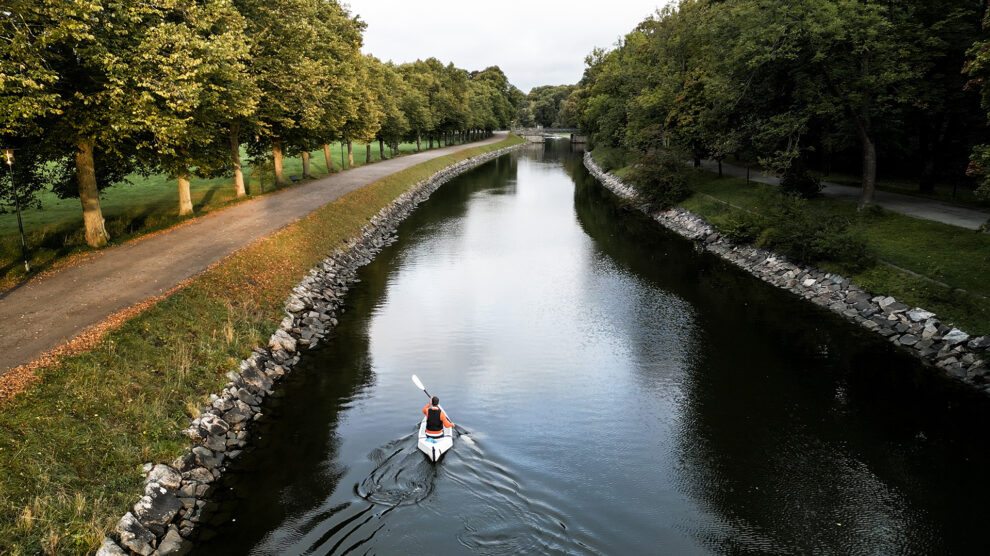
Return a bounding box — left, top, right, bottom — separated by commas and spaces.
591, 146, 635, 173
518, 85, 578, 128
779, 161, 823, 198
573, 0, 987, 205
720, 189, 874, 270
627, 149, 692, 208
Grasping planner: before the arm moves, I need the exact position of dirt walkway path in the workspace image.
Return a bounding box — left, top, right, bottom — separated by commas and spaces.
699, 160, 990, 230
0, 134, 507, 376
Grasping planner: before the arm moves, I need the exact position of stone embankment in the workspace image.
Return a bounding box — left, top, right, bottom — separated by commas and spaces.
584, 152, 990, 393
96, 143, 525, 556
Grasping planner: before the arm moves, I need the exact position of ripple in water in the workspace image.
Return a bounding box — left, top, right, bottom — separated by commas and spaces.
357, 433, 436, 507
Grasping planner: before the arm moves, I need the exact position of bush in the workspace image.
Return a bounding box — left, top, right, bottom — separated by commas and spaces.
720, 210, 764, 243
592, 146, 635, 173
717, 190, 874, 271
626, 148, 691, 209
779, 163, 822, 198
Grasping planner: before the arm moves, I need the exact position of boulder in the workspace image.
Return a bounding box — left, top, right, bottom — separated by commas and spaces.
183, 466, 214, 484
133, 483, 183, 528
157, 525, 185, 555
95, 538, 128, 556
192, 446, 223, 469
116, 512, 156, 556
968, 336, 990, 350
943, 328, 970, 346
907, 308, 936, 322
884, 301, 910, 314
898, 334, 920, 347
145, 464, 182, 490
205, 434, 227, 452
199, 414, 230, 437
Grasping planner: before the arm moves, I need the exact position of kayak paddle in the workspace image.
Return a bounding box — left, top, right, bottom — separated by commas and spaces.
411, 374, 474, 445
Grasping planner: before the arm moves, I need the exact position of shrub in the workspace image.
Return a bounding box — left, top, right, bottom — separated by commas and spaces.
626, 148, 691, 209
757, 192, 873, 270
779, 164, 822, 198
592, 146, 634, 173
720, 210, 764, 243
716, 190, 874, 271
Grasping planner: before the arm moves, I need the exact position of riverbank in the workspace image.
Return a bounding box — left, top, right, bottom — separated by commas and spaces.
0, 135, 524, 556
584, 152, 990, 394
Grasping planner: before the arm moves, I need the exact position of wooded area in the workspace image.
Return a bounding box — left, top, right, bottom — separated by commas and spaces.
550, 0, 990, 206
0, 0, 521, 247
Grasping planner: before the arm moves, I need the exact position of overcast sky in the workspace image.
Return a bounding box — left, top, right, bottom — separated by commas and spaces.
344, 1, 669, 94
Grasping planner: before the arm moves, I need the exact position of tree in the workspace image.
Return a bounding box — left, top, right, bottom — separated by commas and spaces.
129, 0, 255, 215
2, 0, 157, 247
340, 54, 385, 166
375, 62, 410, 159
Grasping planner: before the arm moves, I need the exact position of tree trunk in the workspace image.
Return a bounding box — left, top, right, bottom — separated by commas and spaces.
272, 138, 287, 186
230, 123, 245, 197
379, 139, 385, 159
718, 159, 723, 178
429, 136, 434, 149
323, 144, 333, 172
366, 143, 372, 164
347, 141, 354, 167
918, 122, 936, 194
416, 133, 421, 152
75, 139, 109, 247
301, 150, 311, 178
919, 117, 949, 194
177, 168, 193, 216
856, 123, 877, 209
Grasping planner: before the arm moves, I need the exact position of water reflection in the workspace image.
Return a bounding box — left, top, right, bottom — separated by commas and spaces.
193, 139, 990, 555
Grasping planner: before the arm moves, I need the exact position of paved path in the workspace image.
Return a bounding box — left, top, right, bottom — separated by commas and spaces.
0, 133, 508, 375
700, 160, 990, 230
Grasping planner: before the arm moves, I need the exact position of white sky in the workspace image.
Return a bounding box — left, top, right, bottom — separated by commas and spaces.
344, 1, 669, 94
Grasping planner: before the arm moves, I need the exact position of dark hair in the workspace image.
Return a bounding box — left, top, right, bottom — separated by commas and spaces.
431, 396, 439, 405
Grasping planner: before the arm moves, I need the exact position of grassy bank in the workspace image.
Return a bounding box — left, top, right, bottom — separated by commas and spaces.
0, 139, 451, 291
592, 149, 990, 335
0, 134, 524, 555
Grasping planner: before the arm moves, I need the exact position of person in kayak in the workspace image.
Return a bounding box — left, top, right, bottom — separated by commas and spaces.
423, 396, 455, 438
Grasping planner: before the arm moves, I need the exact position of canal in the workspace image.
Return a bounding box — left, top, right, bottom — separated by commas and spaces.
193, 140, 990, 554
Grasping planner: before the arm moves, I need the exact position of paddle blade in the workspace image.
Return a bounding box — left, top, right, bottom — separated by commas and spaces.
411, 374, 425, 391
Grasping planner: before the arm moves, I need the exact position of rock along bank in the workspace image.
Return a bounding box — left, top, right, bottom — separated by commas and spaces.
96, 142, 525, 556
584, 152, 990, 394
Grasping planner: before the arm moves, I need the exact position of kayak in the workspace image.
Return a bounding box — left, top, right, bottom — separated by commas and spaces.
417, 415, 454, 463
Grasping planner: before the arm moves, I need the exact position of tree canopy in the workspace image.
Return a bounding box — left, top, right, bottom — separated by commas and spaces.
0, 1, 521, 246
569, 0, 989, 205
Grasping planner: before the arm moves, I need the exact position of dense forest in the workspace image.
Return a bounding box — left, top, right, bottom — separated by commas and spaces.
0, 0, 522, 247
548, 0, 990, 206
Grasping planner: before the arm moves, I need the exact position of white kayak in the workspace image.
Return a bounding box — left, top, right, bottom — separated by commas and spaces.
417, 416, 454, 463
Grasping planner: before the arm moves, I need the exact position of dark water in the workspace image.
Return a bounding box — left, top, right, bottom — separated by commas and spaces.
194, 141, 990, 554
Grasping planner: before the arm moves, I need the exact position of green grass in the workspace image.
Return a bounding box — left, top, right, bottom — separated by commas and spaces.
0, 134, 524, 555
681, 172, 990, 333
0, 139, 443, 290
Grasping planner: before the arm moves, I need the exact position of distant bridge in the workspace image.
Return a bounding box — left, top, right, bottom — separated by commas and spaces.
512, 127, 587, 144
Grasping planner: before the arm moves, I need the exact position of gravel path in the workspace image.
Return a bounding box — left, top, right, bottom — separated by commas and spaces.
699, 160, 990, 230
0, 134, 507, 375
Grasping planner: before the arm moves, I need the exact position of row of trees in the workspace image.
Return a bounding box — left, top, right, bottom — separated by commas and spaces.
1, 0, 519, 247
516, 85, 578, 129
565, 0, 990, 205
